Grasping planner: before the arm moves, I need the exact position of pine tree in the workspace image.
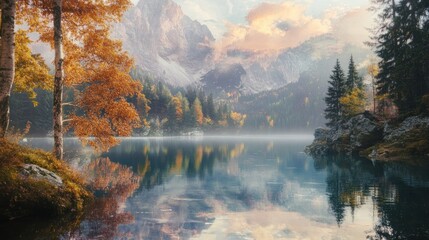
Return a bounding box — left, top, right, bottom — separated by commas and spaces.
346, 56, 363, 92
185, 87, 197, 107
325, 60, 346, 127
373, 0, 429, 115
207, 93, 216, 120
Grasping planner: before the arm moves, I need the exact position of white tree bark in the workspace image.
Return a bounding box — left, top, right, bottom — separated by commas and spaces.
0, 0, 16, 137
53, 0, 64, 159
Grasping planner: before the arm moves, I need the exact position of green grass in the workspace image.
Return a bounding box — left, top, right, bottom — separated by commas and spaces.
0, 139, 92, 220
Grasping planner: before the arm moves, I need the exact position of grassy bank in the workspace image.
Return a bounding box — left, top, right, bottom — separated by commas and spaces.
0, 139, 92, 220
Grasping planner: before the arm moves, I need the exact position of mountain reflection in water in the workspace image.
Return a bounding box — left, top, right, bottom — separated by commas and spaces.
1, 136, 429, 239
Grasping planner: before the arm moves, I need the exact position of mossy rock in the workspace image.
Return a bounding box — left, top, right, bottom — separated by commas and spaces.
361, 137, 429, 161
0, 139, 92, 220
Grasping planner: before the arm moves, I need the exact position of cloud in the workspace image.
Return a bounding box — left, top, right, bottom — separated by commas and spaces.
217, 1, 374, 55
331, 7, 374, 48
218, 2, 332, 53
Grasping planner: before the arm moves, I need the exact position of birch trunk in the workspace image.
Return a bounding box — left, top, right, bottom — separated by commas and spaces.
0, 0, 16, 138
53, 0, 64, 159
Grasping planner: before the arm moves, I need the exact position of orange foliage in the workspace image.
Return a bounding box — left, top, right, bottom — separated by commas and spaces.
82, 157, 140, 239
170, 96, 183, 121
192, 98, 203, 126
230, 111, 247, 127
18, 0, 143, 151
85, 158, 140, 201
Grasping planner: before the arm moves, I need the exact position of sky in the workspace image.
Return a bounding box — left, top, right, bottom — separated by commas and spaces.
131, 0, 375, 55
132, 0, 372, 37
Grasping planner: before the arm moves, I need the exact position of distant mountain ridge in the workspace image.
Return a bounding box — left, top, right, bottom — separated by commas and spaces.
115, 0, 372, 94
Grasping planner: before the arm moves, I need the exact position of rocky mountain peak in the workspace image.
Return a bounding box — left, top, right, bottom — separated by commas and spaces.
114, 0, 215, 86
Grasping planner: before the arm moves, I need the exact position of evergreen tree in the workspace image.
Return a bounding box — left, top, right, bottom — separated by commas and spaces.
181, 97, 192, 128
325, 60, 346, 127
166, 95, 183, 131
346, 56, 363, 92
207, 93, 216, 120
373, 0, 429, 114
185, 87, 197, 107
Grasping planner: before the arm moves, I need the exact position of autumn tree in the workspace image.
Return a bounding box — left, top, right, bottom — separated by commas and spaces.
19, 0, 143, 156
339, 88, 366, 118
191, 98, 203, 127
339, 56, 365, 119
0, 0, 16, 137
0, 16, 52, 135
228, 111, 247, 128
14, 30, 52, 104
166, 94, 183, 131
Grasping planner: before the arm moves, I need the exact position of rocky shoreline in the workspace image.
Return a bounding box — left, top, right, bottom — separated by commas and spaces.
306, 111, 429, 161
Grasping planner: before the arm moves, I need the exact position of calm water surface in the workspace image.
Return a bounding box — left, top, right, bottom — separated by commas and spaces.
2, 136, 429, 239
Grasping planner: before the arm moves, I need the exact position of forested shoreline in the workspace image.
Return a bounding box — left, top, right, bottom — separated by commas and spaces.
307, 0, 429, 161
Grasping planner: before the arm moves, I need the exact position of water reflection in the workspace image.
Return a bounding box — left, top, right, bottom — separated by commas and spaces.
104, 139, 246, 189
313, 154, 429, 239
68, 158, 141, 240
2, 137, 429, 239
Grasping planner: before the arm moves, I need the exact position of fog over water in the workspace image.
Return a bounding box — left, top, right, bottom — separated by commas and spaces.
4, 136, 427, 239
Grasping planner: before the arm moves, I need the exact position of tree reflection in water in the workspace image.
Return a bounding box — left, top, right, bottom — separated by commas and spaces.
104, 140, 246, 189
4, 138, 429, 239
67, 158, 141, 239
313, 154, 429, 239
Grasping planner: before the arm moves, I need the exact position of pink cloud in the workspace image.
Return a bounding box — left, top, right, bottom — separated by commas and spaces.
217, 1, 374, 56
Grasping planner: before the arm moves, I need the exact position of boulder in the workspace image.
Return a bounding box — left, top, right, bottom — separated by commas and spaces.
384, 116, 429, 142
305, 127, 332, 155
314, 127, 330, 141
21, 164, 64, 187
348, 113, 383, 150
307, 111, 383, 156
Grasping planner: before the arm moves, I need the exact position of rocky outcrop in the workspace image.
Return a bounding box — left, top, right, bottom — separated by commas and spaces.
383, 116, 429, 142
366, 116, 429, 161
307, 113, 429, 161
348, 112, 384, 149
21, 164, 63, 187
306, 112, 383, 155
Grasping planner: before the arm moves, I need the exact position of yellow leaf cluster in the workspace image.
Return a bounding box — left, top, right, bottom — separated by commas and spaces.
340, 88, 366, 118
230, 111, 247, 127
2, 29, 52, 106
192, 99, 203, 126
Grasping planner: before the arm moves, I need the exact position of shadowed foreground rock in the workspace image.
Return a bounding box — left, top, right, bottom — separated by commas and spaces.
306, 112, 429, 161
0, 139, 91, 220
